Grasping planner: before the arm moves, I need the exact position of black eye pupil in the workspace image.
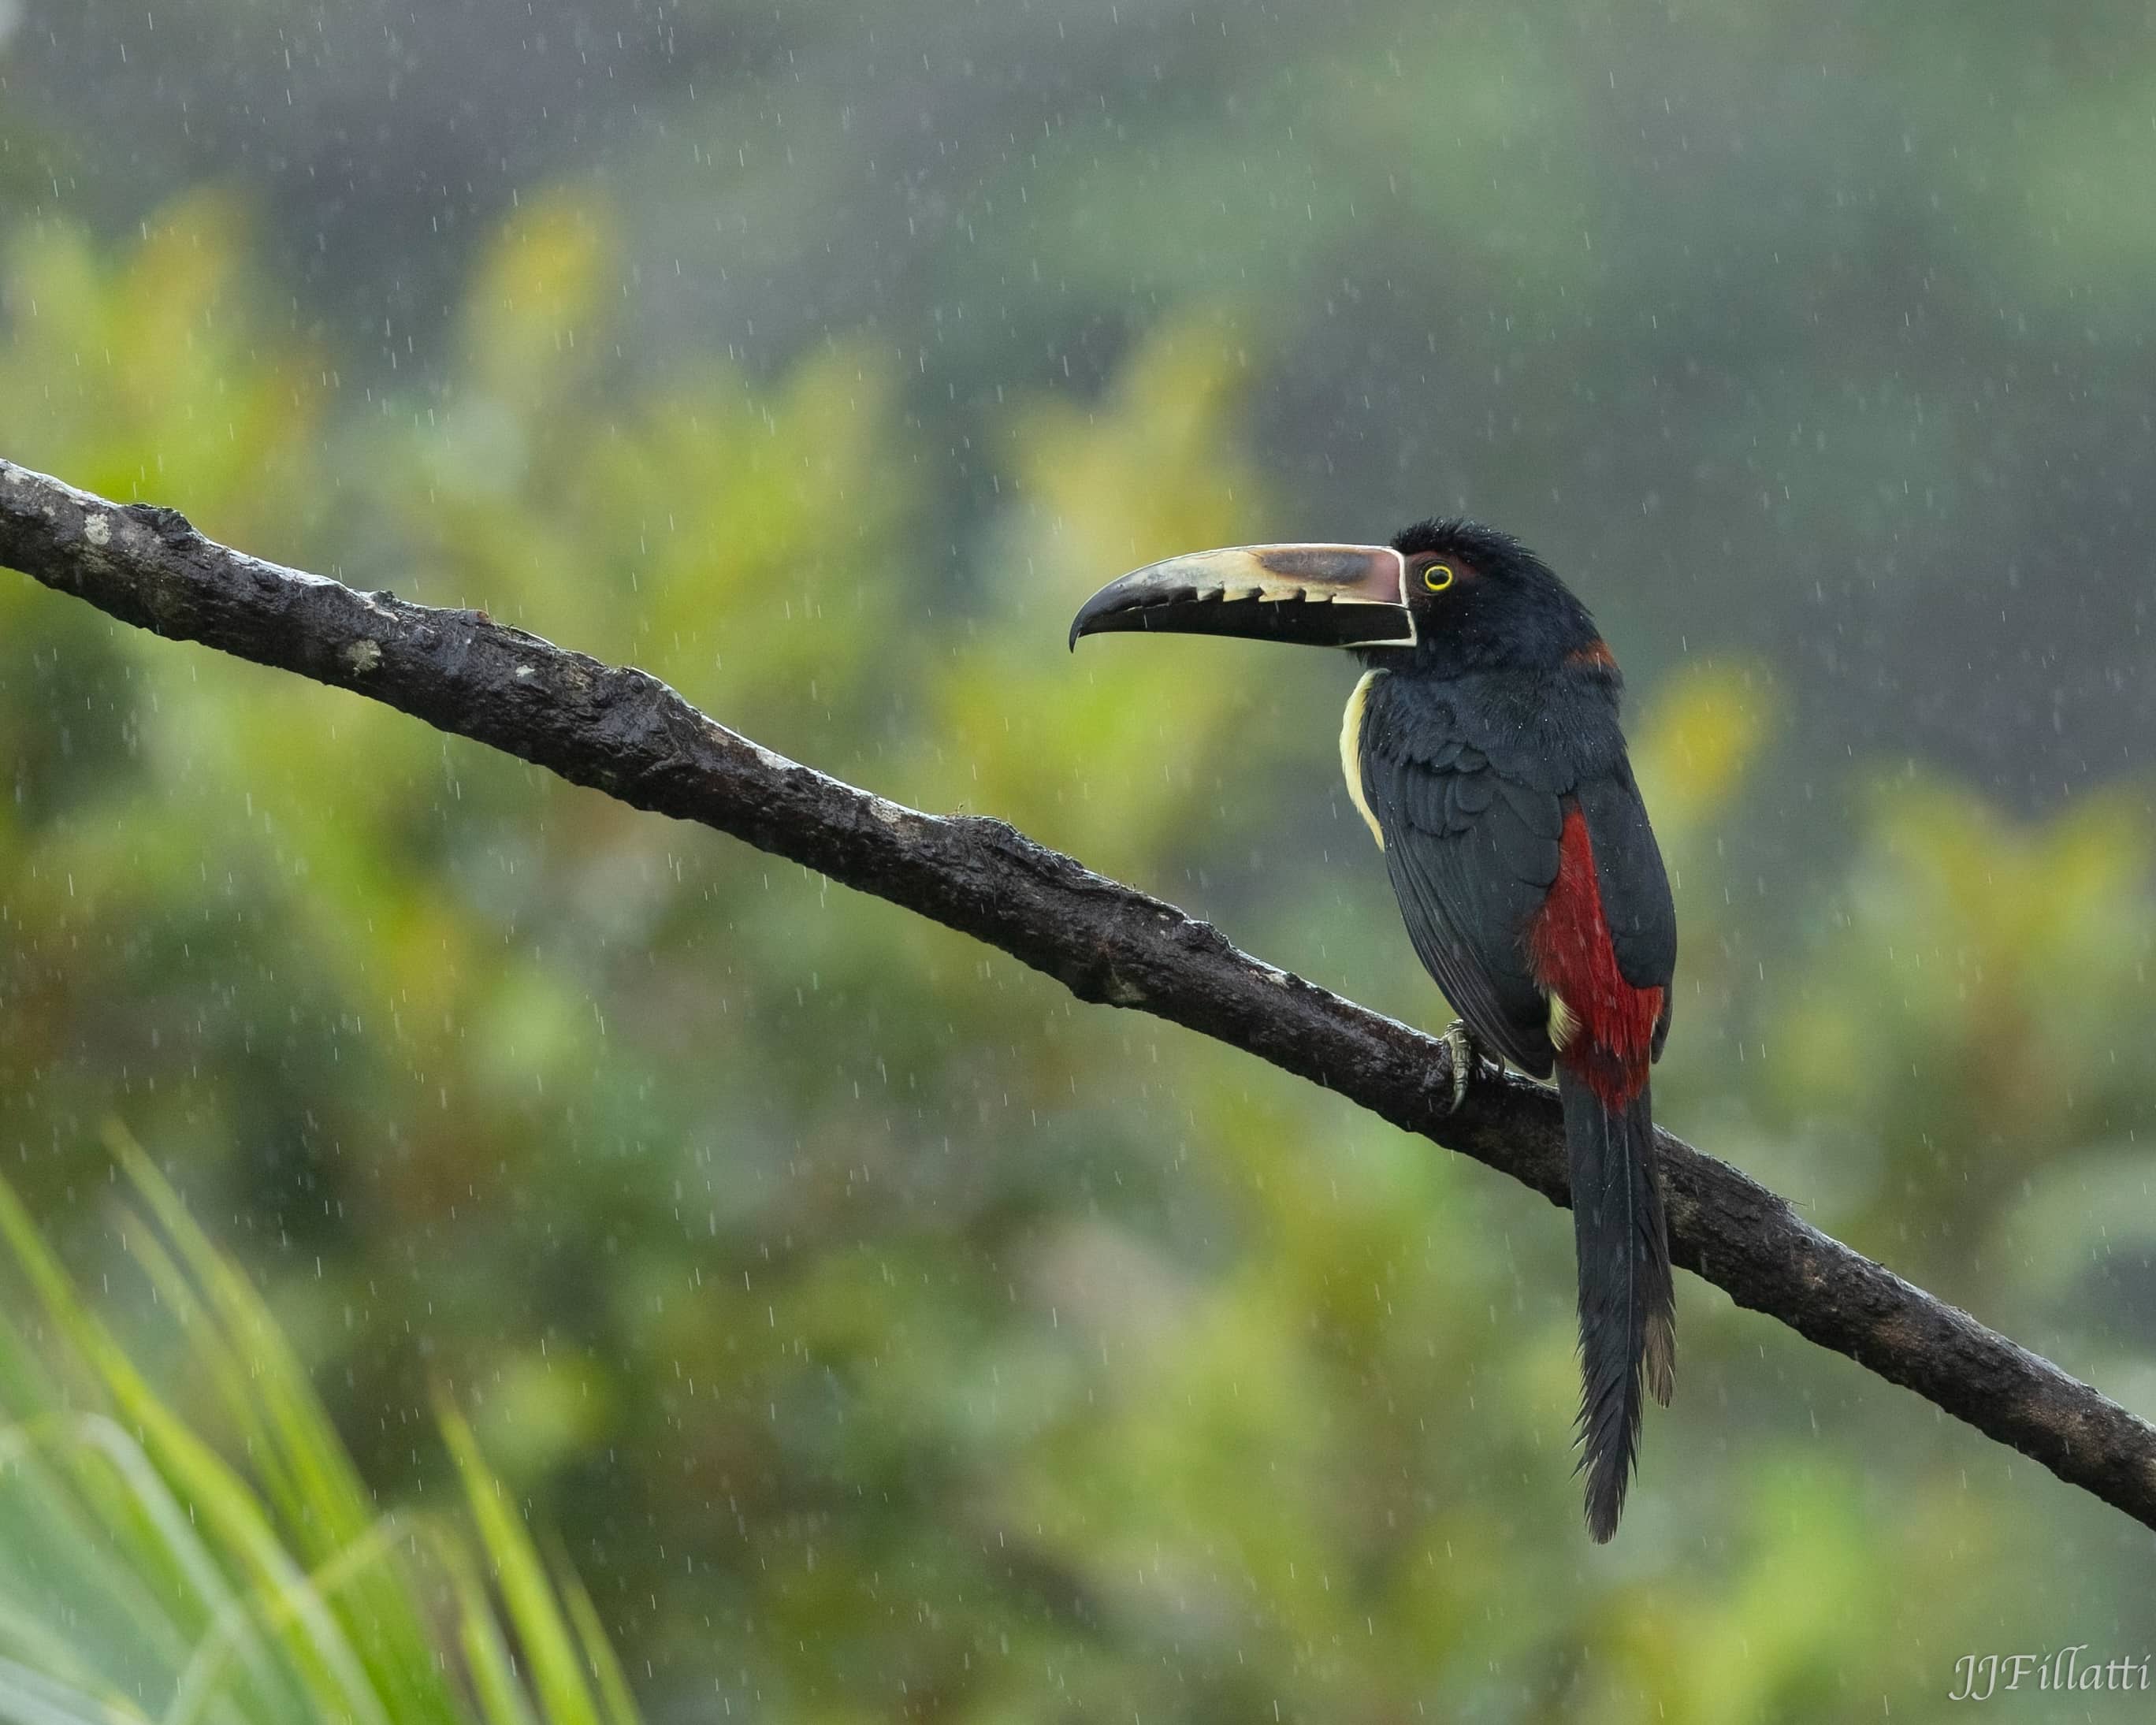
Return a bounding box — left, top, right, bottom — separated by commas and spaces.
1424, 564, 1453, 591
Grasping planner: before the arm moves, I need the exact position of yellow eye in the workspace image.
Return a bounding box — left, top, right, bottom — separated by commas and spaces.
1422, 563, 1455, 593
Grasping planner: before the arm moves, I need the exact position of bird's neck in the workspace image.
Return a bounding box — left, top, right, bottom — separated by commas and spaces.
1354, 645, 1623, 707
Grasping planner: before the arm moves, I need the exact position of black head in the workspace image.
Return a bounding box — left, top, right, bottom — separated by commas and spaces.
1381, 518, 1605, 678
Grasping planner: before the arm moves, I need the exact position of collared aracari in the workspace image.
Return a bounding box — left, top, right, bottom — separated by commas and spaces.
1069, 519, 1678, 1540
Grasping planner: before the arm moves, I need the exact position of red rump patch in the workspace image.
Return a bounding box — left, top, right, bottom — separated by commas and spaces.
1528, 801, 1662, 1107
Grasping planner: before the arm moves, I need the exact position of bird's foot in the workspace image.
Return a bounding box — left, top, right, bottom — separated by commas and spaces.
1440, 1020, 1496, 1113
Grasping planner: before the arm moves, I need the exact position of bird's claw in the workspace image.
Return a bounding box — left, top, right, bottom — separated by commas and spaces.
1440, 1020, 1493, 1113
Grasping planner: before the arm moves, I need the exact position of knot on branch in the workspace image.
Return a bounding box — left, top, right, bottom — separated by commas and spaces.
122, 503, 198, 542
1053, 942, 1150, 1008
1169, 916, 1231, 959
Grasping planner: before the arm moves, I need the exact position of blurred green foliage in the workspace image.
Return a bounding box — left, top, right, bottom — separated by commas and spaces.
2, 177, 2154, 1724
0, 1125, 641, 1724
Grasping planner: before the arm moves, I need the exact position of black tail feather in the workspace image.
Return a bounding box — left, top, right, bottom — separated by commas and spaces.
1560, 1069, 1675, 1541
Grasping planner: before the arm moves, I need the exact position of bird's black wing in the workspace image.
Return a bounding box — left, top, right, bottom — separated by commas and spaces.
1573, 762, 1678, 1057
1358, 682, 1565, 1077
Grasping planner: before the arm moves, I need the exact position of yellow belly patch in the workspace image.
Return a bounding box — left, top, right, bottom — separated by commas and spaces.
1547, 991, 1579, 1050
1340, 670, 1386, 849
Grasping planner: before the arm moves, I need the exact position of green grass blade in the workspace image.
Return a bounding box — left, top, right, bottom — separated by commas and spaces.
0, 1174, 392, 1725
107, 1132, 377, 1552
0, 1594, 157, 1724
0, 1650, 150, 1725
554, 1576, 638, 1725
163, 1515, 412, 1725
426, 1534, 541, 1725
66, 1417, 294, 1721
0, 1141, 644, 1725
105, 1133, 459, 1725
0, 1421, 205, 1689
438, 1403, 601, 1725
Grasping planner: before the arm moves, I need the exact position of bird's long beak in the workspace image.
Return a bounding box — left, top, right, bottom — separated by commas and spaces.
1068, 544, 1415, 651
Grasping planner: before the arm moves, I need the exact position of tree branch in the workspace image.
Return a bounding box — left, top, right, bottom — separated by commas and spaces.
6, 453, 2153, 1529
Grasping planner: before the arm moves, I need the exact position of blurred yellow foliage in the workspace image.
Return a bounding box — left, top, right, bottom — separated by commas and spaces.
463, 191, 617, 407
1006, 313, 1261, 578
0, 191, 319, 548
921, 314, 1343, 869
1630, 660, 1776, 845
1775, 775, 2156, 1251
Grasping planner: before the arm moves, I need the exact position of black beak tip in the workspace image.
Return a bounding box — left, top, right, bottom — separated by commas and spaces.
1067, 586, 1133, 651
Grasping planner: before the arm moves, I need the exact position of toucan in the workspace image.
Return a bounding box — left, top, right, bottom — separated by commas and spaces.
1069, 519, 1677, 1540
